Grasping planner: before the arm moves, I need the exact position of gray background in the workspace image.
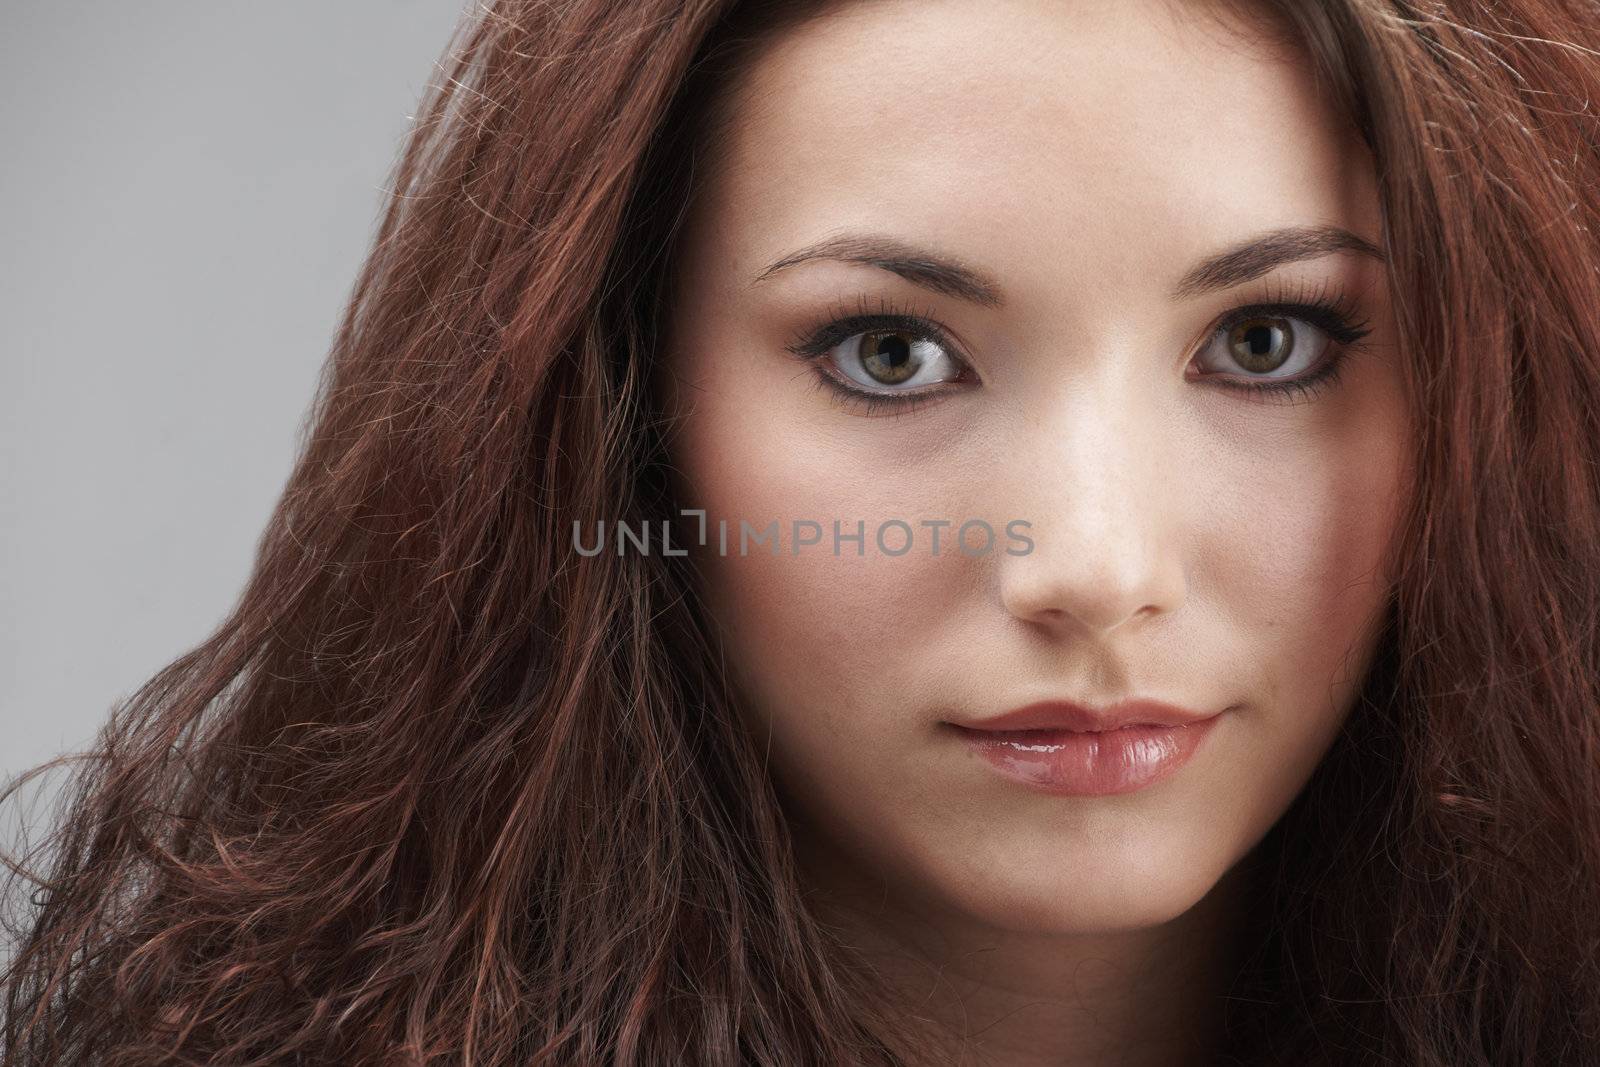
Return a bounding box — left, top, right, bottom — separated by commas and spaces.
2, 3, 468, 810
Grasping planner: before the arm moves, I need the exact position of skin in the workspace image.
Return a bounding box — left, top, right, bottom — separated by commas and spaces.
659, 0, 1413, 1063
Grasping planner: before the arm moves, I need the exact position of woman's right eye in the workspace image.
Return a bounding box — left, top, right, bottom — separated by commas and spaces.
823, 328, 967, 394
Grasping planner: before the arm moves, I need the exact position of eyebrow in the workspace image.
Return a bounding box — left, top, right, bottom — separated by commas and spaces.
750, 224, 1385, 306
751, 233, 1006, 308
1170, 224, 1386, 298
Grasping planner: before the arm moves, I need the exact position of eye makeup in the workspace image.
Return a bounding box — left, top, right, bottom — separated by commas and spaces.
782, 276, 1375, 416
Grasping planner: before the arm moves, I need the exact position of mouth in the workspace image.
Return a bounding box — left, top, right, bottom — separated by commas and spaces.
950, 721, 1208, 741
948, 697, 1219, 734
943, 700, 1226, 796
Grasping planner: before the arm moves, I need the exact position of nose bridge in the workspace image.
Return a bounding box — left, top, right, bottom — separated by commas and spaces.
998, 364, 1186, 636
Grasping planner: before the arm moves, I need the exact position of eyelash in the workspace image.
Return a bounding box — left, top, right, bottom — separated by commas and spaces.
782, 279, 1374, 417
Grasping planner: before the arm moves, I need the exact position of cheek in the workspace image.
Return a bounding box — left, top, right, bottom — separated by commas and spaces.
664, 356, 976, 805
674, 395, 959, 731
1207, 449, 1391, 648
699, 547, 947, 736
1197, 405, 1407, 816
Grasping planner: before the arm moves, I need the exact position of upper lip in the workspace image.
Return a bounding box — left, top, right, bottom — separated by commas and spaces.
950, 698, 1219, 733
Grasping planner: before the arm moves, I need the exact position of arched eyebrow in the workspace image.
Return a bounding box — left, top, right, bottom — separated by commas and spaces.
750, 224, 1385, 307
1169, 224, 1385, 298
751, 233, 1006, 308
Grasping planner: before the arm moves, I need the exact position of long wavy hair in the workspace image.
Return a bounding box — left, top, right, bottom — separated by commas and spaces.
4, 1, 1599, 1063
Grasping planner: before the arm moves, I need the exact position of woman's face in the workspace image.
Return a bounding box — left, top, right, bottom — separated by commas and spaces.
662, 0, 1410, 935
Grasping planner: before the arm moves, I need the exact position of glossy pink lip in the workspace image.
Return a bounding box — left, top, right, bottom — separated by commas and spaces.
954, 698, 1215, 733
946, 699, 1224, 796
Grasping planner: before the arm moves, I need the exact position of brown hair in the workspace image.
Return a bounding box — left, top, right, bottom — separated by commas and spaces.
4, 1, 1599, 1063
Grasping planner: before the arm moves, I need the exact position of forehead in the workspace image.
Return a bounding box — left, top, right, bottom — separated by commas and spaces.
690, 0, 1377, 309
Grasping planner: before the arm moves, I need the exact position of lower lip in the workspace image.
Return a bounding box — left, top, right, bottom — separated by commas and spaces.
948, 716, 1221, 796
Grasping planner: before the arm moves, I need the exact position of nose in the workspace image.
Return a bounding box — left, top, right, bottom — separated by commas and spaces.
996, 377, 1188, 638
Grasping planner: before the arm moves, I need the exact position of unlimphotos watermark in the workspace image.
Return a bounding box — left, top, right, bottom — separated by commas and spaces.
573, 510, 1034, 557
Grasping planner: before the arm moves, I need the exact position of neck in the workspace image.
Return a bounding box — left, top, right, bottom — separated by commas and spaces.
797, 833, 1260, 1067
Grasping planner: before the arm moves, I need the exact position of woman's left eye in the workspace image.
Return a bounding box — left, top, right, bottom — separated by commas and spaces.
1195, 313, 1331, 375
1187, 304, 1369, 402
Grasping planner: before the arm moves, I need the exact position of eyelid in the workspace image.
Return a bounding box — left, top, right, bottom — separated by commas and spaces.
791, 277, 1370, 362
1211, 301, 1372, 347
1208, 275, 1372, 340
784, 292, 977, 368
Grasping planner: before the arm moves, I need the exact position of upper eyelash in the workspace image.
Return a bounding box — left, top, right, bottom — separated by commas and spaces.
1215, 274, 1372, 345
784, 277, 1374, 413
783, 291, 965, 362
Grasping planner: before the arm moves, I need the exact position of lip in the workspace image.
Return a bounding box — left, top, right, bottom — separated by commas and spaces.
953, 697, 1216, 733
946, 699, 1224, 796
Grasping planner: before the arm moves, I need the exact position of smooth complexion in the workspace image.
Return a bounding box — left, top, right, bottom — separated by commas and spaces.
661, 1, 1412, 1063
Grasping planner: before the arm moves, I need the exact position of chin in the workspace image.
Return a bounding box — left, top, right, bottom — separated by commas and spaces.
926, 841, 1231, 936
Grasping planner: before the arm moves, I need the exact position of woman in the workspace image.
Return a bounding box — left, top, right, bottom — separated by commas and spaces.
4, 0, 1598, 1063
